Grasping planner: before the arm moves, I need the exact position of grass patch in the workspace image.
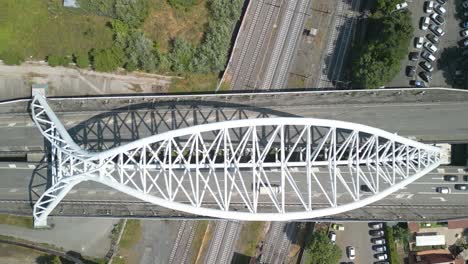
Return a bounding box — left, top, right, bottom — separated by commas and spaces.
169, 73, 219, 93
114, 219, 142, 264
143, 0, 208, 52
237, 222, 265, 257
0, 0, 113, 61
190, 220, 209, 264
0, 214, 33, 229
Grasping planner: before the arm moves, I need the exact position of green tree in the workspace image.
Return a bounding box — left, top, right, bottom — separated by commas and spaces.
115, 0, 149, 28
0, 51, 24, 65
303, 230, 342, 264
375, 0, 402, 16
51, 255, 62, 264
92, 46, 124, 72
124, 30, 158, 72
170, 37, 195, 72
74, 52, 89, 69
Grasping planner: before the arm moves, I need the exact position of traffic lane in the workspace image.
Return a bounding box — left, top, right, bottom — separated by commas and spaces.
335, 222, 374, 263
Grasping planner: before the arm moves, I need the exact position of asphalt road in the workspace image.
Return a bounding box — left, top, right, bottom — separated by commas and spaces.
2, 89, 468, 154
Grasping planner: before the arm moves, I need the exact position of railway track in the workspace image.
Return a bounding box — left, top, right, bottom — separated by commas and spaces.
168, 220, 196, 264
205, 221, 241, 264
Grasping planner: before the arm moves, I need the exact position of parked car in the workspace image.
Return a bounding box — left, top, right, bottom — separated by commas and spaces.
463, 1, 468, 8
463, 39, 468, 47
420, 61, 434, 72
370, 230, 385, 236
347, 246, 356, 260
425, 1, 435, 13
329, 231, 336, 243
415, 37, 424, 48
427, 34, 440, 44
375, 262, 390, 264
455, 184, 468, 190
462, 21, 468, 28
424, 42, 438, 53
421, 51, 436, 62
375, 253, 388, 260
436, 187, 451, 194
396, 2, 409, 10
445, 175, 458, 182
461, 29, 468, 37
435, 4, 446, 14
465, 11, 468, 17
429, 24, 445, 36
430, 13, 445, 25
437, 0, 446, 4
463, 49, 468, 56
409, 51, 420, 60
332, 223, 345, 231
419, 71, 432, 82
373, 245, 387, 253
421, 17, 430, 30
360, 184, 372, 192
410, 80, 426, 87
406, 66, 416, 77
371, 237, 386, 245
369, 222, 384, 229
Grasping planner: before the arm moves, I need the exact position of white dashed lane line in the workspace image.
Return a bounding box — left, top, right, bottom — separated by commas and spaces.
8, 164, 16, 168
7, 123, 16, 127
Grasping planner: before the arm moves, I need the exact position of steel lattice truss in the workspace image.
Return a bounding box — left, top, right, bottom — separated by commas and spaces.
31, 93, 441, 227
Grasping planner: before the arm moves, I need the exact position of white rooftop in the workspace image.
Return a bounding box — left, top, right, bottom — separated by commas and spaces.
416, 235, 446, 246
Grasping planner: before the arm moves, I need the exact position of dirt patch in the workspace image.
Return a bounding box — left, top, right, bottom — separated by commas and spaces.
0, 243, 44, 264
144, 0, 209, 52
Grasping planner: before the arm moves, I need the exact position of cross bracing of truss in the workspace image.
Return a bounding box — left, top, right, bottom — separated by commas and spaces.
31, 92, 441, 227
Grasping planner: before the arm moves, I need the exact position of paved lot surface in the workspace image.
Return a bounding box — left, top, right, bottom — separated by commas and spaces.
0, 62, 172, 101
0, 218, 117, 257
388, 0, 462, 87
136, 220, 180, 264
335, 222, 374, 263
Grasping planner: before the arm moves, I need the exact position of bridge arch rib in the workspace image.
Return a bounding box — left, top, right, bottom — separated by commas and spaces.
31, 92, 441, 227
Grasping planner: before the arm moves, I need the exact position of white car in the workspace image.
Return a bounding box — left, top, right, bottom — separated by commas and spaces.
463, 39, 468, 47
371, 237, 386, 245
425, 1, 434, 13
420, 17, 430, 30
329, 231, 337, 244
347, 246, 356, 260
461, 29, 468, 37
435, 4, 446, 14
436, 187, 451, 194
396, 2, 408, 10
424, 42, 438, 53
415, 37, 424, 49
376, 253, 388, 261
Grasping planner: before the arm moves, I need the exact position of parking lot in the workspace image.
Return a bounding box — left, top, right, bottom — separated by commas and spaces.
387, 0, 463, 87
333, 222, 377, 263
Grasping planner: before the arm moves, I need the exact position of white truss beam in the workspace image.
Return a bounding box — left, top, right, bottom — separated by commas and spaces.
31, 92, 441, 227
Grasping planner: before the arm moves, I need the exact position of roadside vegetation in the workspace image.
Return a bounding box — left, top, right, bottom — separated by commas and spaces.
385, 223, 411, 264
236, 222, 265, 257
0, 0, 244, 92
351, 0, 413, 88
302, 229, 341, 264
0, 214, 33, 228
113, 219, 142, 264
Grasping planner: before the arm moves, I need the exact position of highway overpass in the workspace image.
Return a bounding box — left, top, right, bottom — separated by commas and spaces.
0, 88, 467, 221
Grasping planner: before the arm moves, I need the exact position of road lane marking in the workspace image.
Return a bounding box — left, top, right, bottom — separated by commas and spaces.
28, 165, 36, 169
418, 191, 468, 195
458, 169, 465, 173
431, 177, 442, 180
437, 168, 445, 173
431, 197, 446, 202
8, 188, 18, 192
69, 190, 77, 194
7, 123, 16, 127
87, 190, 96, 194
8, 164, 16, 168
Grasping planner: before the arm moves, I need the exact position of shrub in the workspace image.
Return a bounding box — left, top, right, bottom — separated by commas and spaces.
92, 46, 124, 72
385, 226, 400, 264
303, 229, 342, 264
47, 55, 71, 67
74, 52, 89, 68
0, 51, 24, 65
115, 0, 149, 28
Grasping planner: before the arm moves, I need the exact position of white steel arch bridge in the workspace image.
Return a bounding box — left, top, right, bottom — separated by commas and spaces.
31, 92, 441, 227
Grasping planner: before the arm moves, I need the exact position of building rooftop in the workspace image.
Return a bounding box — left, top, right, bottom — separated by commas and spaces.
63, 0, 79, 8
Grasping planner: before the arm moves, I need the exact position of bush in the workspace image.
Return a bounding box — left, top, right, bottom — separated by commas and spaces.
168, 0, 197, 10
115, 0, 149, 28
92, 46, 124, 72
74, 52, 89, 68
47, 55, 71, 67
0, 51, 24, 65
385, 226, 400, 264
170, 37, 196, 72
